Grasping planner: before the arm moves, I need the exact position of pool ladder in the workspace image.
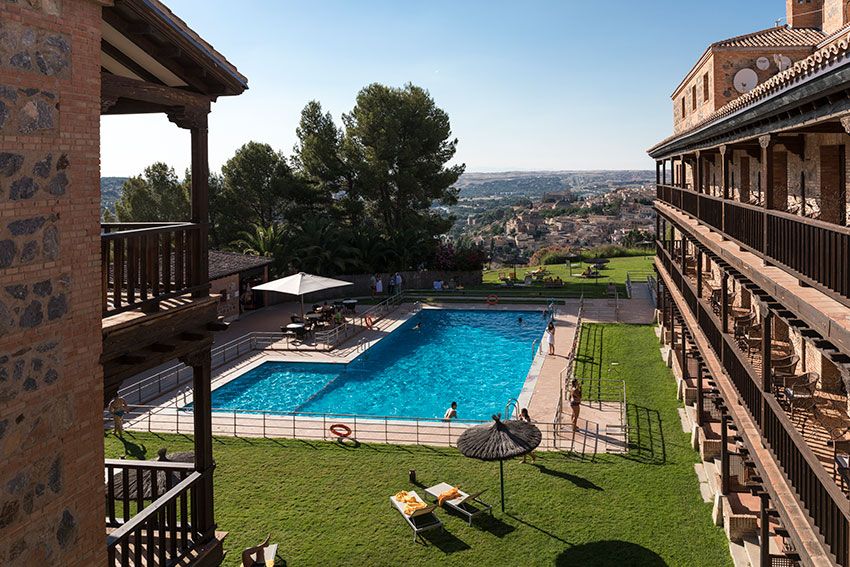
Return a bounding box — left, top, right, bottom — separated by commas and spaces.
504, 398, 520, 420
531, 338, 540, 357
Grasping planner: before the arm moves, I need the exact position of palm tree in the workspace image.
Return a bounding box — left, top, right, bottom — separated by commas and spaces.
289, 218, 360, 275
232, 223, 289, 275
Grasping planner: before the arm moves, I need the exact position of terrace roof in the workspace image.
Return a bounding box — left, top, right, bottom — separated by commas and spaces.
101, 0, 248, 100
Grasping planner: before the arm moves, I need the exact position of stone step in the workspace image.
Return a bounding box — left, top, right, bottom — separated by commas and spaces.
729, 538, 751, 567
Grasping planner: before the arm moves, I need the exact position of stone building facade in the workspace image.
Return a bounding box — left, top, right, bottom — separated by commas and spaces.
0, 0, 105, 565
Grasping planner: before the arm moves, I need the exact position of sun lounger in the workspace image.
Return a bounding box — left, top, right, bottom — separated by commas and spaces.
390, 491, 443, 542
425, 482, 492, 525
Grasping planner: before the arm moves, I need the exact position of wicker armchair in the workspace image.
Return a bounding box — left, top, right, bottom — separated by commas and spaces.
732, 312, 756, 340
833, 438, 850, 491
782, 372, 820, 418
770, 354, 801, 396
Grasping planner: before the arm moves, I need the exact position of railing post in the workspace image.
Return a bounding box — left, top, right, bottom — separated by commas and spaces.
720, 412, 730, 495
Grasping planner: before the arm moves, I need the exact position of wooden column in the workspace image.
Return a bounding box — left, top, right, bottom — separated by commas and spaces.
695, 151, 703, 194
696, 249, 703, 297
680, 319, 688, 380
720, 412, 730, 495
662, 159, 668, 185
721, 271, 729, 334
183, 348, 215, 535
759, 135, 774, 260
720, 145, 729, 235
761, 306, 773, 392
168, 104, 211, 295
656, 161, 661, 185
759, 492, 770, 567
696, 362, 704, 426
190, 118, 210, 295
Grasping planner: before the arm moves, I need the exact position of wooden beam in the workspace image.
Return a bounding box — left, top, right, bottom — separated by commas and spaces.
102, 7, 213, 93
149, 343, 176, 353
102, 39, 164, 85
101, 72, 211, 113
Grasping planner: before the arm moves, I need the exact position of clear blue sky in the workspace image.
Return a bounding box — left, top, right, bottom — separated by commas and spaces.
101, 0, 786, 177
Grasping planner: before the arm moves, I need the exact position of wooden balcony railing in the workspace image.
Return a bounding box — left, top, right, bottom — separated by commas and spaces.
656, 241, 850, 566
657, 184, 850, 307
105, 459, 210, 566
101, 223, 206, 317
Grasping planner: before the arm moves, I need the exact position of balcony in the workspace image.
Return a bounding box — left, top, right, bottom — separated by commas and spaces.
656, 184, 850, 309
657, 235, 850, 565
101, 222, 206, 318
104, 460, 222, 566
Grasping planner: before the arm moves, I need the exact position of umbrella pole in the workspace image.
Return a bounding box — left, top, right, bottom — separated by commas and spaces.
500, 460, 505, 513
300, 295, 305, 321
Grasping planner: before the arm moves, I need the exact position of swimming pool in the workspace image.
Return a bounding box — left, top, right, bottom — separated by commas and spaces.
205, 309, 547, 421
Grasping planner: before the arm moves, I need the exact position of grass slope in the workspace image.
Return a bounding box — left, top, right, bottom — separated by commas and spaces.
106, 324, 730, 567
478, 256, 654, 298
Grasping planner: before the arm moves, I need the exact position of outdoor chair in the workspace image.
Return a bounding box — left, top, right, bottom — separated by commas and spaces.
835, 446, 850, 492
390, 491, 443, 542
732, 313, 756, 340
241, 535, 279, 567
770, 354, 801, 395
425, 483, 492, 526
782, 372, 820, 419
737, 326, 763, 357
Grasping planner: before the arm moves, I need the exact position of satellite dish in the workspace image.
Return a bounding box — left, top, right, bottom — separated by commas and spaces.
774, 54, 792, 71
733, 68, 759, 93
756, 57, 770, 70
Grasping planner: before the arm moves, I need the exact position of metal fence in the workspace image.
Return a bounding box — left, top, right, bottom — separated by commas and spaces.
110, 403, 587, 451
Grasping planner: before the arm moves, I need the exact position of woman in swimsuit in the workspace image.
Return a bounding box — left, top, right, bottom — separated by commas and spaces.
568, 378, 582, 431
518, 408, 538, 463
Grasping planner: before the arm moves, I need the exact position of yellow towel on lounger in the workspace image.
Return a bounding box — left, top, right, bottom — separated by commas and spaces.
394, 491, 427, 515
438, 487, 461, 507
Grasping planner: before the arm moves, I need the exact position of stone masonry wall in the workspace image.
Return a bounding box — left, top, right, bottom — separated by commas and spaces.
0, 1, 104, 565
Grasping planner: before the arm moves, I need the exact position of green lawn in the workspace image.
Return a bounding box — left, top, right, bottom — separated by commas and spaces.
475, 256, 655, 298
106, 324, 730, 567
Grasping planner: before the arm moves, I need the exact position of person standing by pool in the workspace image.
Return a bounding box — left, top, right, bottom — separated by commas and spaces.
108, 395, 129, 437
394, 272, 403, 294
443, 401, 457, 421
387, 273, 395, 295
518, 408, 538, 463
546, 321, 556, 355
375, 274, 384, 295
370, 273, 376, 297
569, 378, 582, 431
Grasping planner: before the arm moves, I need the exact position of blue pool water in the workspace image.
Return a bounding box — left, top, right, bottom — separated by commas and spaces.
206, 309, 546, 420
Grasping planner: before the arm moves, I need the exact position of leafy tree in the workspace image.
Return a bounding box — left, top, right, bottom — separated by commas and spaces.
113, 163, 189, 221
214, 142, 309, 245
343, 83, 464, 239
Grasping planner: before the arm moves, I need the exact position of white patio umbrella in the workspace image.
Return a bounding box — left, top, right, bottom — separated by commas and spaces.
251, 272, 353, 320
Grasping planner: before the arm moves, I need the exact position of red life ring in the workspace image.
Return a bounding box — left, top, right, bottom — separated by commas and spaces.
364, 316, 374, 329
485, 294, 499, 305
330, 423, 352, 438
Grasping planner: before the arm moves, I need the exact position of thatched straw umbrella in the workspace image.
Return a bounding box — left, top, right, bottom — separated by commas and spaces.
456, 414, 541, 512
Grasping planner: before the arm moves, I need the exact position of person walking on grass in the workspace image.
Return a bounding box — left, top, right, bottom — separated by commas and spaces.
519, 408, 538, 463
569, 378, 583, 431
546, 321, 556, 355
108, 395, 129, 437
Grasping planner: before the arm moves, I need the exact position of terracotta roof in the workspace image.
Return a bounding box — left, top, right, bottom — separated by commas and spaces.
209, 250, 272, 280
711, 25, 824, 48
649, 28, 850, 155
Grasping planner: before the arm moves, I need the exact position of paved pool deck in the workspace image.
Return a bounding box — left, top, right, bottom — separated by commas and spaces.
121, 296, 655, 453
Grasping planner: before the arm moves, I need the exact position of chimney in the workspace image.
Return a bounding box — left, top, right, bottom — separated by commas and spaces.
786, 0, 824, 28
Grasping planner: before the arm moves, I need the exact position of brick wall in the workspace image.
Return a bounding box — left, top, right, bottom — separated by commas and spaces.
0, 1, 104, 565
787, 0, 824, 29
822, 0, 846, 34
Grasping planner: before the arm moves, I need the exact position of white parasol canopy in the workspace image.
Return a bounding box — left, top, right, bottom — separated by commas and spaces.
252, 272, 352, 320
